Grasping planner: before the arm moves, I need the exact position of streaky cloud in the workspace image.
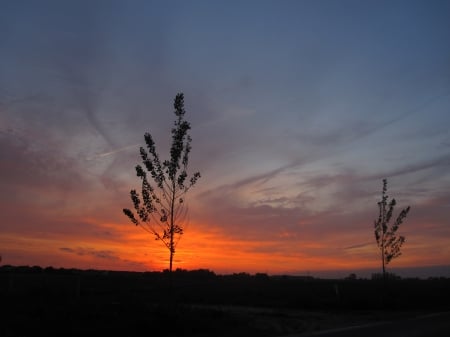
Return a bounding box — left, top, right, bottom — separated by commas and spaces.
344, 242, 373, 250
368, 153, 450, 181
60, 247, 118, 260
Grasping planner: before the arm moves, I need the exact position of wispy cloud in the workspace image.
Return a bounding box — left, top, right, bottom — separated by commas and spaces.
60, 247, 118, 260
344, 242, 373, 250
1, 0, 449, 275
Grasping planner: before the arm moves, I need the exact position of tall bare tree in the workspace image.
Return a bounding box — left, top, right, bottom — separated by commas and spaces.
123, 93, 201, 273
374, 178, 410, 280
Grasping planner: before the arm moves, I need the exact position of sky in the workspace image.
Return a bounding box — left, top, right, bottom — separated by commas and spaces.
1, 0, 450, 278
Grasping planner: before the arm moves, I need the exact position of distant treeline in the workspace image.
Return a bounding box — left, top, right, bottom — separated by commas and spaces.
1, 265, 449, 311
1, 265, 448, 280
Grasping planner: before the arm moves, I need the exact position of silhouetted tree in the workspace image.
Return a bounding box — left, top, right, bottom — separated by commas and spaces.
374, 179, 410, 281
123, 93, 200, 273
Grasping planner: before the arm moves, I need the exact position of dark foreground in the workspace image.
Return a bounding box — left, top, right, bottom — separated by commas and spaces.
1, 267, 449, 337
290, 311, 450, 337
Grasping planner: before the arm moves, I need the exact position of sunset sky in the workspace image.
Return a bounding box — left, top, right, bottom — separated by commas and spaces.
1, 0, 450, 278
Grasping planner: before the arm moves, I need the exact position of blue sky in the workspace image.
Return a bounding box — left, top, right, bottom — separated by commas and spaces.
1, 0, 449, 276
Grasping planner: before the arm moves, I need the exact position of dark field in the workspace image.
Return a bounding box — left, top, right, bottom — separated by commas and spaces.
1, 266, 449, 337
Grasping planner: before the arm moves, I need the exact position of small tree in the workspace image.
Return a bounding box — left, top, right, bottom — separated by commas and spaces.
374, 178, 410, 280
123, 93, 201, 273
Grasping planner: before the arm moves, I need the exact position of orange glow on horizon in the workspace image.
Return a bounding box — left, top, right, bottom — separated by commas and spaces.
2, 216, 448, 276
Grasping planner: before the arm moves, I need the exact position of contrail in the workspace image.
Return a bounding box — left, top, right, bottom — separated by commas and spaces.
86, 143, 139, 161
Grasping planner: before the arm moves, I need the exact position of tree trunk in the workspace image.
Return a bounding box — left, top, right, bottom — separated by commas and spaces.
381, 237, 386, 281
381, 245, 387, 309
169, 178, 176, 274
169, 246, 174, 273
